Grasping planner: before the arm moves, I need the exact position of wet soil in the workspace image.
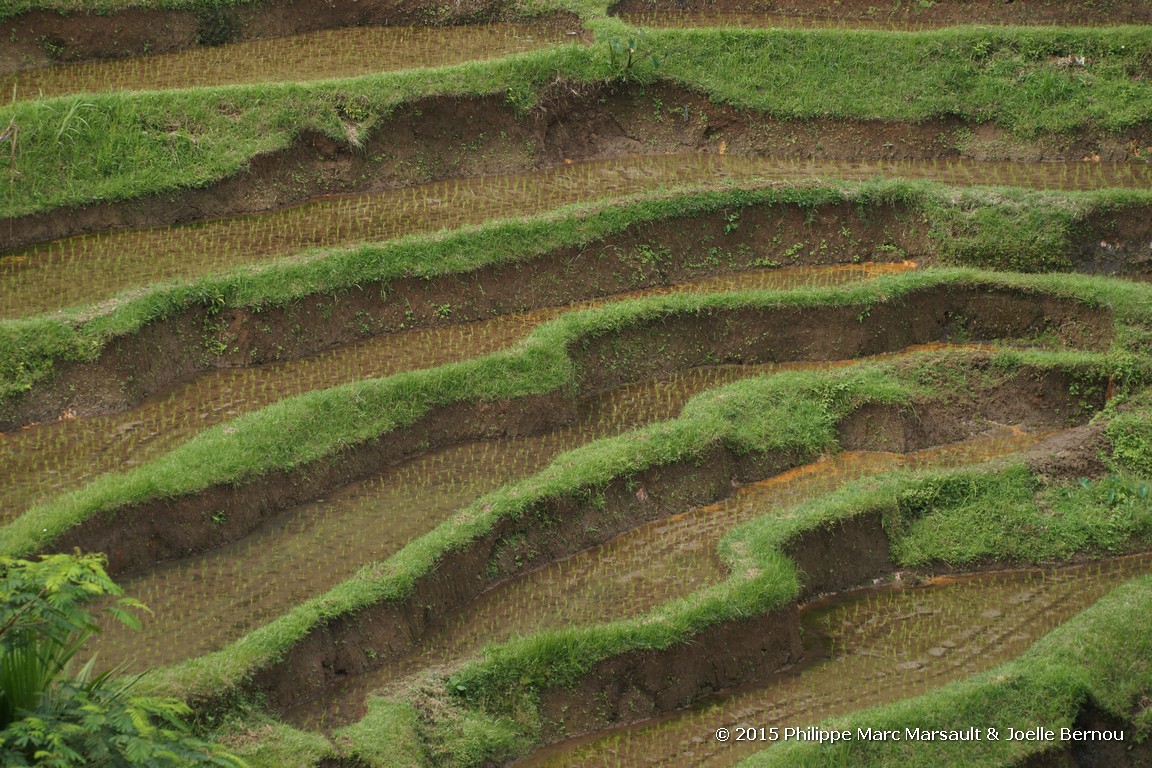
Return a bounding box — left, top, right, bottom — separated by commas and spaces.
610, 0, 1152, 26
1, 264, 902, 523
1016, 704, 1152, 768
43, 283, 1111, 580
282, 425, 1044, 731
4, 82, 1149, 254
0, 23, 574, 100
517, 554, 1152, 767
0, 1, 581, 72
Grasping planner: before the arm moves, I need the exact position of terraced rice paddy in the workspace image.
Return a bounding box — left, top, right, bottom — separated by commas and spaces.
285, 424, 1046, 731
519, 553, 1152, 768
88, 339, 949, 674
4, 155, 1148, 317
3, 2, 1152, 767
0, 24, 573, 101
0, 262, 906, 521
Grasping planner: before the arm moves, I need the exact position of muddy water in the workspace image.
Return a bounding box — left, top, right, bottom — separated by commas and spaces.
1, 24, 573, 102
0, 263, 904, 524
282, 426, 1042, 730
518, 553, 1152, 768
4, 154, 1150, 318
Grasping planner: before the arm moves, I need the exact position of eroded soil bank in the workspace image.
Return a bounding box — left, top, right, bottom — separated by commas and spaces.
0, 1, 580, 72
610, 0, 1152, 26
4, 82, 1149, 253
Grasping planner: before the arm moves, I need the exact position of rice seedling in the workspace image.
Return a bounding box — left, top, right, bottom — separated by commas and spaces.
0, 24, 573, 102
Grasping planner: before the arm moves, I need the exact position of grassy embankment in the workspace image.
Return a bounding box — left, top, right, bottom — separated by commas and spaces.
1, 24, 1149, 218
2, 267, 1144, 562
3, 181, 1150, 409
327, 393, 1152, 764
221, 363, 1152, 768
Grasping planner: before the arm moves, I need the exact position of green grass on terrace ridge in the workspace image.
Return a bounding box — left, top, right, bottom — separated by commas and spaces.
0, 24, 1150, 219
3, 180, 1150, 408
741, 573, 1152, 768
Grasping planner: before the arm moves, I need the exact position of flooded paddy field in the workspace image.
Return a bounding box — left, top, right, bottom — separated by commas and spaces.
0, 23, 574, 102
86, 334, 966, 674
4, 154, 1148, 318
284, 425, 1045, 731
0, 262, 904, 522
517, 552, 1152, 767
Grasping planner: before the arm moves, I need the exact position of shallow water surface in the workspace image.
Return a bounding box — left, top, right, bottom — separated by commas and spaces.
1, 23, 574, 101
284, 424, 1044, 730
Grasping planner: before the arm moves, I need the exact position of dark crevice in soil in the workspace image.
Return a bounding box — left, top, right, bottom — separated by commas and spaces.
610, 0, 1152, 25
3, 82, 1148, 254
0, 1, 581, 72
236, 359, 1105, 725
45, 284, 1112, 581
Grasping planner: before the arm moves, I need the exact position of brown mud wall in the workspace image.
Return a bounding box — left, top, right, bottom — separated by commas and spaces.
611, 0, 1152, 25
44, 285, 1112, 578
570, 285, 1113, 393
3, 82, 1148, 253
536, 608, 805, 738
246, 363, 1105, 722
0, 1, 581, 71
